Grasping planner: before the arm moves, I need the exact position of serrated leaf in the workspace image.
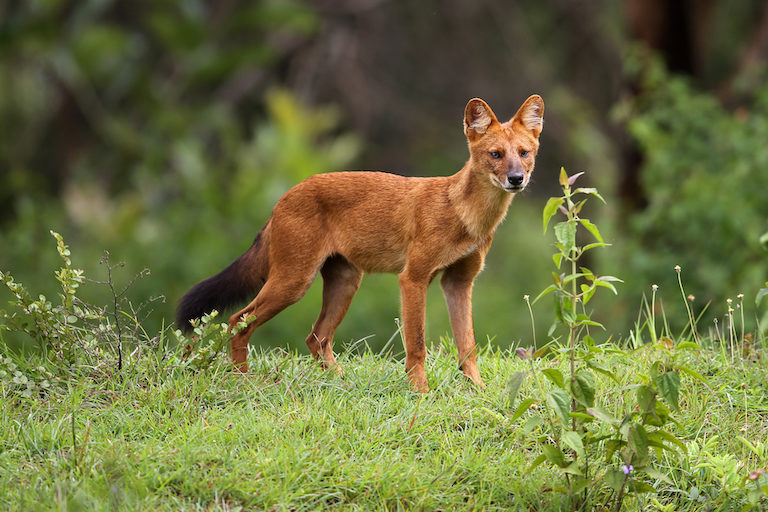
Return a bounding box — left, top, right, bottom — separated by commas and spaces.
547, 388, 571, 425
542, 444, 568, 468
653, 400, 673, 427
552, 252, 563, 268
554, 222, 577, 256
636, 385, 656, 413
562, 430, 586, 460
511, 398, 538, 422
571, 371, 596, 408
579, 218, 603, 243
655, 371, 680, 411
542, 368, 565, 388
628, 423, 650, 465
604, 468, 625, 492
543, 197, 565, 234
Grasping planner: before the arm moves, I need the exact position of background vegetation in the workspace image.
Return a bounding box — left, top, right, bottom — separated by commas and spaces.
1, 1, 767, 351
2, 3, 768, 510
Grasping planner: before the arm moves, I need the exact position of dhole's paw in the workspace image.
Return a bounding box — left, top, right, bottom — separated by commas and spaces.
322, 361, 345, 377
461, 365, 485, 389
408, 368, 429, 393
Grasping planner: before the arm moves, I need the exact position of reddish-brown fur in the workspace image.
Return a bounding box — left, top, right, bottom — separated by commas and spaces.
177, 95, 544, 392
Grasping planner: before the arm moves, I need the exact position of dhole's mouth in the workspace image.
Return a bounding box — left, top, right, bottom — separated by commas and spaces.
492, 177, 524, 192
491, 174, 526, 193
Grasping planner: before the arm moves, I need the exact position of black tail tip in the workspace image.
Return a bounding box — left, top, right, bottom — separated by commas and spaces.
175, 308, 194, 334
175, 291, 205, 334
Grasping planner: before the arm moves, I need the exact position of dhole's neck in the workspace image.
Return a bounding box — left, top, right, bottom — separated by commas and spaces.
448, 162, 514, 239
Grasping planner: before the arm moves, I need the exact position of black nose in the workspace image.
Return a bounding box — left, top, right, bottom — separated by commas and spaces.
507, 172, 524, 187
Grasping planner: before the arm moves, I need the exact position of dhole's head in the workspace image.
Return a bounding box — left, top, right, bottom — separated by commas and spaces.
463, 95, 544, 193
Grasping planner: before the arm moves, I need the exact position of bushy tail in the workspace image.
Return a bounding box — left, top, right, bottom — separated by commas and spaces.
176, 227, 269, 333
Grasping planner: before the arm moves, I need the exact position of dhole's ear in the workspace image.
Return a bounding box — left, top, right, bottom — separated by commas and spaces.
464, 98, 499, 139
511, 94, 544, 138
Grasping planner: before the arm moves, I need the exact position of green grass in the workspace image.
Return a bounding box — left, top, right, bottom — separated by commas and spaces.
1, 340, 767, 511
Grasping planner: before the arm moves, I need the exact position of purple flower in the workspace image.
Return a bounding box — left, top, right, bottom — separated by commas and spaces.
621, 464, 634, 475
515, 347, 533, 360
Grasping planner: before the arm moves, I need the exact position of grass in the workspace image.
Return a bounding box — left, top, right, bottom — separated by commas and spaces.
1, 338, 767, 511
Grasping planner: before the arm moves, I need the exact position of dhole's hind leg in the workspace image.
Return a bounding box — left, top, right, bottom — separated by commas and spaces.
227, 272, 317, 372
306, 255, 363, 373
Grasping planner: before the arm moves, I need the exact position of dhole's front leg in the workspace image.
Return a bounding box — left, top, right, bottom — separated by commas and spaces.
398, 270, 430, 393
441, 251, 487, 388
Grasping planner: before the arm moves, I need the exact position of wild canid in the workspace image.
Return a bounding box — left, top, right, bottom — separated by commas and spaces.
177, 95, 544, 392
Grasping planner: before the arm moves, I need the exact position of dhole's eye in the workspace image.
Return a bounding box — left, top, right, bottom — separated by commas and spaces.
490, 151, 502, 159
520, 150, 529, 158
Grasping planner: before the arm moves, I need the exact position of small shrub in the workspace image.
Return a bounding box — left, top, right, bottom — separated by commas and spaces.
0, 231, 221, 396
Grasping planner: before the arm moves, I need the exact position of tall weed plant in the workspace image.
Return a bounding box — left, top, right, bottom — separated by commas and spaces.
511, 169, 697, 510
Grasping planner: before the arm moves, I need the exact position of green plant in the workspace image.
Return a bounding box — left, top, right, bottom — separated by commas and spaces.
171, 311, 230, 371
0, 232, 239, 400
0, 231, 105, 366
509, 169, 691, 510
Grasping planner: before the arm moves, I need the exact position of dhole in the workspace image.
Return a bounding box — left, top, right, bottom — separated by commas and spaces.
177, 95, 544, 392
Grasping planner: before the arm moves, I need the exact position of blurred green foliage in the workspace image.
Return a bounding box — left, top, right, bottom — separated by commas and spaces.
613, 49, 768, 326
0, 0, 317, 203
